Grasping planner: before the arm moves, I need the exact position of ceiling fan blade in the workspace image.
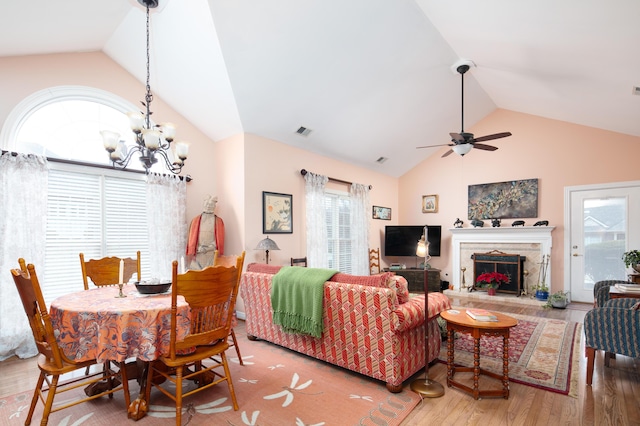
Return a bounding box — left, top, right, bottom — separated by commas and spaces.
416, 143, 452, 149
471, 132, 512, 143
441, 149, 454, 158
449, 132, 465, 143
473, 143, 498, 151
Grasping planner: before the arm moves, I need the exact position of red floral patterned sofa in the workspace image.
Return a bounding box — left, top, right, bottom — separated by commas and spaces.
239, 263, 451, 392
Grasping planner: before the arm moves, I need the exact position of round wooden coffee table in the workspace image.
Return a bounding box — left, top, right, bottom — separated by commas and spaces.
440, 308, 518, 400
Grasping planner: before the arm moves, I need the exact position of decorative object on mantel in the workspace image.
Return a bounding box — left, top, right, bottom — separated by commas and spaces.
255, 236, 280, 264
470, 219, 484, 228
491, 218, 501, 227
453, 218, 464, 228
511, 220, 525, 227
422, 194, 438, 213
533, 220, 549, 226
100, 0, 189, 174
476, 271, 510, 296
622, 250, 640, 273
468, 178, 538, 219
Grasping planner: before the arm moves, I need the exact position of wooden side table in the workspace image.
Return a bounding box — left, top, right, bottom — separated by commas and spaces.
609, 286, 640, 300
628, 273, 640, 284
440, 309, 518, 400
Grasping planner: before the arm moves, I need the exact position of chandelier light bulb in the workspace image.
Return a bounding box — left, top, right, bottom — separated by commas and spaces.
161, 123, 176, 141
100, 130, 120, 151
127, 112, 145, 133
142, 129, 161, 150
175, 142, 189, 159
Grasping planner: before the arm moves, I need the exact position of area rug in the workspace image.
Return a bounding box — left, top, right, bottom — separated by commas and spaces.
437, 310, 582, 398
0, 328, 420, 426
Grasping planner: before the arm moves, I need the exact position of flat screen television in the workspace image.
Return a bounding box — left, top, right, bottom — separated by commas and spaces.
384, 225, 441, 257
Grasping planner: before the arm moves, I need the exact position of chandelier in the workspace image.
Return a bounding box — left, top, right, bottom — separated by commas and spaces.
100, 0, 188, 174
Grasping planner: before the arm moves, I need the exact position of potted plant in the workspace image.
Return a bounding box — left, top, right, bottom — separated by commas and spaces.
543, 290, 570, 309
622, 250, 640, 273
535, 283, 549, 301
476, 271, 510, 296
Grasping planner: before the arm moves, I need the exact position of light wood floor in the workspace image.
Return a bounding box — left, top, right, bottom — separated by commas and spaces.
1, 296, 638, 425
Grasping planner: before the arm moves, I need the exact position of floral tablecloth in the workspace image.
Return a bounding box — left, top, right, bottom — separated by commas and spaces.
50, 285, 190, 363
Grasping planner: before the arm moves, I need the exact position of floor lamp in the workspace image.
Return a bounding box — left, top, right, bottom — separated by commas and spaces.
410, 226, 445, 398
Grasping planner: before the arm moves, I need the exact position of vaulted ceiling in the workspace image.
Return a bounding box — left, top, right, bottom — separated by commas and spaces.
2, 0, 639, 177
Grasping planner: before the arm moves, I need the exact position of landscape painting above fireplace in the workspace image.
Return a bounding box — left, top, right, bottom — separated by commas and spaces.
468, 178, 538, 219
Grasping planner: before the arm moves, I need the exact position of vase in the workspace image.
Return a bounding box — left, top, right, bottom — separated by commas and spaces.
633, 264, 640, 274
535, 290, 549, 301
487, 287, 497, 296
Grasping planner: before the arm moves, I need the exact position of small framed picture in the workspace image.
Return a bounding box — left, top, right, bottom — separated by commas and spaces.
422, 195, 438, 213
372, 206, 391, 220
263, 191, 292, 233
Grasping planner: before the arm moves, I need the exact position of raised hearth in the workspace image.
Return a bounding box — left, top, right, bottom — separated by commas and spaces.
450, 226, 555, 293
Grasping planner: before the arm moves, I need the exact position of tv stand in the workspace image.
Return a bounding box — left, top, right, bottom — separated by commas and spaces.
384, 268, 441, 293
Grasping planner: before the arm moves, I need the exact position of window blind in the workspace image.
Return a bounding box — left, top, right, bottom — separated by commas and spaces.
43, 166, 150, 304
324, 191, 353, 273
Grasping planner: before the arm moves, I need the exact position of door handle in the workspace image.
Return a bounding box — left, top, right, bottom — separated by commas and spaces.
572, 253, 582, 257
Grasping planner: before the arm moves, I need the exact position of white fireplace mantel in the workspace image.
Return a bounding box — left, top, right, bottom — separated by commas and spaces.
450, 226, 555, 290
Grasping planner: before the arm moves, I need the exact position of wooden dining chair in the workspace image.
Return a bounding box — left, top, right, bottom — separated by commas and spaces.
290, 257, 307, 267
11, 259, 130, 426
369, 248, 381, 275
144, 256, 244, 425
79, 251, 141, 290
213, 250, 246, 365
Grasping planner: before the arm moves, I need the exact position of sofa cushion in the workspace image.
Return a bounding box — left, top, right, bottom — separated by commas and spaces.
246, 263, 283, 274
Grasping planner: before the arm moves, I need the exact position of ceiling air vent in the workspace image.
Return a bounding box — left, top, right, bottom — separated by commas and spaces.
295, 126, 312, 136
376, 157, 388, 164
633, 86, 640, 96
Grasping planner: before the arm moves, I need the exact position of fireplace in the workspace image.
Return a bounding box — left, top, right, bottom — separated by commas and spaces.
471, 251, 526, 295
450, 226, 555, 293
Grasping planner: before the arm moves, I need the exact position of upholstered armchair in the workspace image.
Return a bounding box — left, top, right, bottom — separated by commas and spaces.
584, 298, 640, 385
592, 279, 630, 307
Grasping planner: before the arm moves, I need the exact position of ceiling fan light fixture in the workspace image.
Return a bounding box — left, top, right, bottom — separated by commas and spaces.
452, 144, 473, 156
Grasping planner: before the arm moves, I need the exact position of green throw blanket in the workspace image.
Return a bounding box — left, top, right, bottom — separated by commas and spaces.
270, 266, 337, 338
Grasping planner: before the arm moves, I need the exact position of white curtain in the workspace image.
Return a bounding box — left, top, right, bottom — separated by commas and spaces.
146, 174, 188, 280
305, 172, 329, 268
350, 183, 370, 275
0, 153, 48, 361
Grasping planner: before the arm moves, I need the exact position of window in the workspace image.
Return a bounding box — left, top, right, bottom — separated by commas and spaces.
1, 86, 153, 304
324, 190, 353, 273
43, 163, 150, 303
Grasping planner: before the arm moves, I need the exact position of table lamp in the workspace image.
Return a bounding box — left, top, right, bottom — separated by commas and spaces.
255, 236, 280, 264
410, 226, 445, 398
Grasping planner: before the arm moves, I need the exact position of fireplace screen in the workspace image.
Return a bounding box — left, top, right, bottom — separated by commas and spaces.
472, 251, 526, 295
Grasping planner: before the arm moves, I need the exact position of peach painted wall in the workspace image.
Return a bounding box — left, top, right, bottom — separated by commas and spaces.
0, 52, 217, 220
241, 133, 399, 267
399, 109, 640, 292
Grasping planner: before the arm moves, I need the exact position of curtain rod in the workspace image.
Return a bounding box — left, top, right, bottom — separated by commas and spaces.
1, 150, 192, 182
300, 169, 372, 190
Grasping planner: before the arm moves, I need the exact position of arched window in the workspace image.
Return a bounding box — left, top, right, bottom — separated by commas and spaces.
1, 86, 152, 302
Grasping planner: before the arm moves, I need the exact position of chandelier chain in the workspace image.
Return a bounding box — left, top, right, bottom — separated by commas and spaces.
144, 3, 153, 129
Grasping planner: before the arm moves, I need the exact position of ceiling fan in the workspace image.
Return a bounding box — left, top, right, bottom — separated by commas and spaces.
417, 61, 512, 157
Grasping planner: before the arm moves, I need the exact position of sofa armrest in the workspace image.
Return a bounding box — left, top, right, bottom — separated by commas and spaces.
605, 298, 639, 309
393, 292, 451, 333
584, 307, 640, 358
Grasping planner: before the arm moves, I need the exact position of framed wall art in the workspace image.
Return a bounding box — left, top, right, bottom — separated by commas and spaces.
468, 178, 538, 219
422, 195, 438, 213
262, 191, 292, 233
372, 206, 391, 220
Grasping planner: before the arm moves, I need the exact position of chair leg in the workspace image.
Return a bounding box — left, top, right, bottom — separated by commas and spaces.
41, 374, 61, 425
26, 371, 46, 425
175, 366, 184, 426
221, 352, 239, 411
586, 347, 595, 385
230, 329, 243, 365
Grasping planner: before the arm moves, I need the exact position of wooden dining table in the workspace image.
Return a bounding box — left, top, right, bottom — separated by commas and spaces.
49, 284, 191, 420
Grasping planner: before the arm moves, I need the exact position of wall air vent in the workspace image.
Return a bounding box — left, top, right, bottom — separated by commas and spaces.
633, 86, 640, 96
376, 157, 388, 164
295, 126, 312, 136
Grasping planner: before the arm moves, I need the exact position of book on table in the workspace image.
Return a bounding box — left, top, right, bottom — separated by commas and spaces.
614, 283, 640, 293
466, 309, 498, 322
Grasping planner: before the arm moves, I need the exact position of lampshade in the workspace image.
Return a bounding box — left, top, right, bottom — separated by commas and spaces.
416, 235, 427, 257
255, 237, 280, 251
452, 143, 473, 156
